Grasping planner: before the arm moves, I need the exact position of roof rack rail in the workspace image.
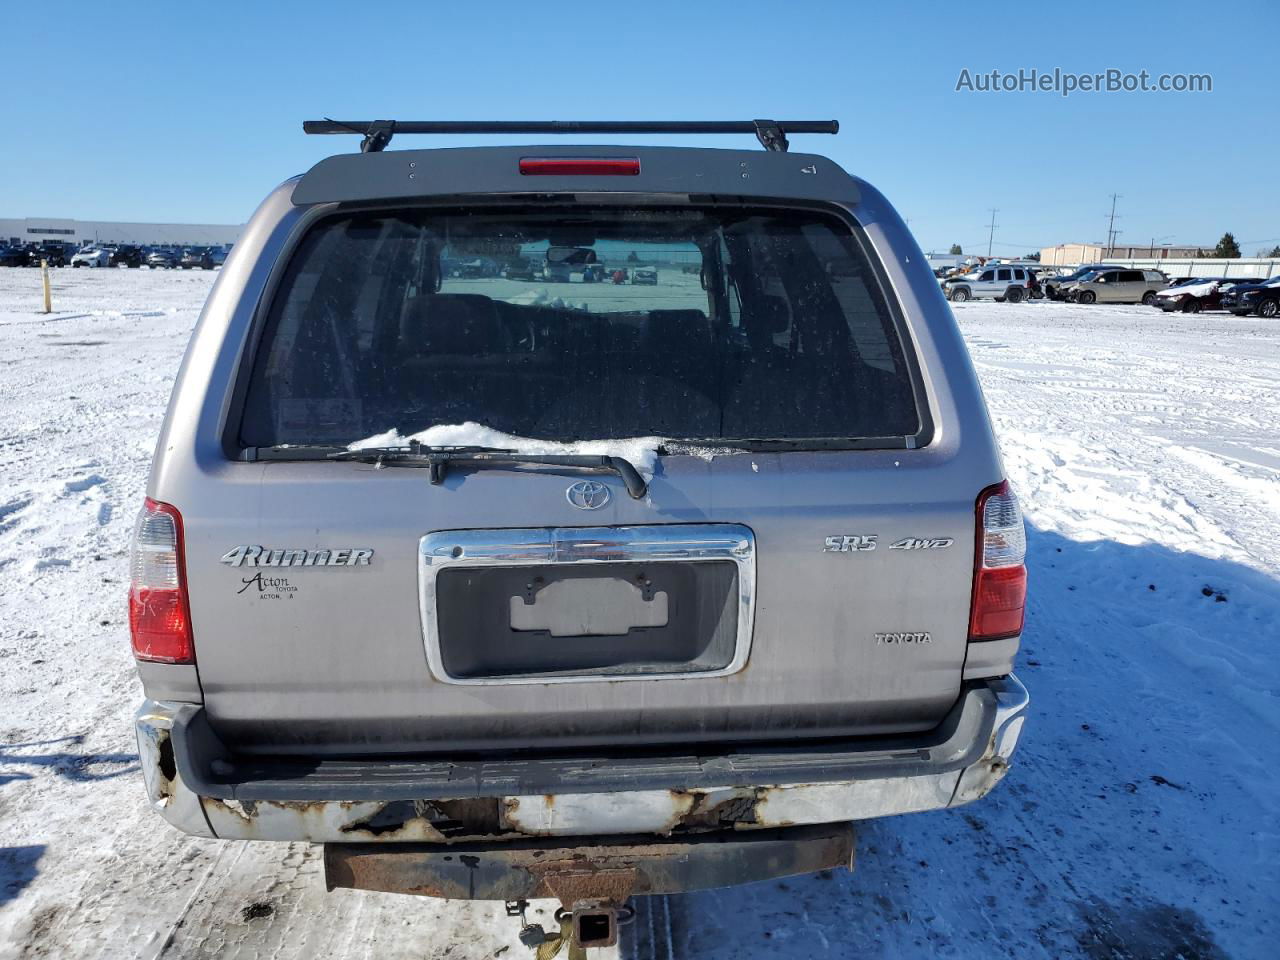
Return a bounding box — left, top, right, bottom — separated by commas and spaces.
302, 119, 839, 154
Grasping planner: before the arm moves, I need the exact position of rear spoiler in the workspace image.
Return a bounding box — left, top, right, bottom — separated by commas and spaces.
290, 144, 862, 207
303, 119, 839, 154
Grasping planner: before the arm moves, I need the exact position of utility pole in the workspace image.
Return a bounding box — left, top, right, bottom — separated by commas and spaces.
986, 209, 998, 258
1105, 193, 1121, 255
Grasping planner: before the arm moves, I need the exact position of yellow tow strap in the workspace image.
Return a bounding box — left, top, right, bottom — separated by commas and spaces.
534, 918, 587, 960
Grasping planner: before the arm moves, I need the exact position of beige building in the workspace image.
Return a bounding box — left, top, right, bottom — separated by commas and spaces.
1040, 242, 1206, 265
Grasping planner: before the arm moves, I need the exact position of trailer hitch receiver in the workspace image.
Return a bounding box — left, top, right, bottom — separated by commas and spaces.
571, 900, 622, 948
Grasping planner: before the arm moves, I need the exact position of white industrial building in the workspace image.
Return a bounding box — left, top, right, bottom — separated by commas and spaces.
1, 216, 243, 249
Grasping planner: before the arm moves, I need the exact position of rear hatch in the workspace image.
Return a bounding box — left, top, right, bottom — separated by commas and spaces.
187, 193, 983, 754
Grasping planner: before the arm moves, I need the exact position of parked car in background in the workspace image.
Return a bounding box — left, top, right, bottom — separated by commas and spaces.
451, 257, 499, 279
1040, 264, 1123, 300
543, 245, 597, 282
71, 248, 111, 268
542, 260, 572, 282
147, 249, 180, 269
1220, 275, 1280, 318
943, 264, 1033, 302
501, 258, 536, 280
31, 242, 71, 267
1026, 269, 1043, 299
0, 245, 32, 267
630, 264, 658, 284
179, 248, 215, 270
1067, 269, 1167, 305
1156, 277, 1264, 313
110, 245, 145, 268
1152, 277, 1218, 312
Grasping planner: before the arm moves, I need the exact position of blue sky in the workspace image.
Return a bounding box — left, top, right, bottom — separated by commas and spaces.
3, 0, 1276, 255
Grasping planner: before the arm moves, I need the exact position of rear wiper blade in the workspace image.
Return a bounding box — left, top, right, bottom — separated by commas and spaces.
664, 436, 913, 452
329, 443, 648, 499
328, 444, 496, 462
663, 438, 787, 452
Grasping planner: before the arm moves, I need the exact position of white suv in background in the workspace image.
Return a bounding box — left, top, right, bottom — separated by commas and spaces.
943, 264, 1033, 303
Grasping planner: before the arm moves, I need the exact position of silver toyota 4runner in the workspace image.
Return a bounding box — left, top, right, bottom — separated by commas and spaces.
129, 119, 1028, 948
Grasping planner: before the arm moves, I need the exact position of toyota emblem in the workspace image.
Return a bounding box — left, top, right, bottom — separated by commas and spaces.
566, 480, 610, 510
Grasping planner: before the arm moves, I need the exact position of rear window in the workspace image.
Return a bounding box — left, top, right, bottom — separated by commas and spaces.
239, 205, 921, 449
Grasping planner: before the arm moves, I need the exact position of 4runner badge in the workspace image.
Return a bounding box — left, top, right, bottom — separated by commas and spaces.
220, 546, 374, 568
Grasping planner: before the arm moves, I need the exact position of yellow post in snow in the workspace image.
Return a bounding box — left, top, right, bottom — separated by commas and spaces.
41, 260, 52, 314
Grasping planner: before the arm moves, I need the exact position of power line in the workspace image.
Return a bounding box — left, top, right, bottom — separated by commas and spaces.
957, 240, 1047, 251
1105, 193, 1122, 252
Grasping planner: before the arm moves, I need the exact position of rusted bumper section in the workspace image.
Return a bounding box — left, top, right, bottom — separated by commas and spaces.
324, 823, 854, 902
134, 675, 1028, 844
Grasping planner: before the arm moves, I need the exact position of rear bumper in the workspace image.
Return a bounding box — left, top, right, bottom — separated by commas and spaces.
324, 823, 857, 902
135, 675, 1029, 843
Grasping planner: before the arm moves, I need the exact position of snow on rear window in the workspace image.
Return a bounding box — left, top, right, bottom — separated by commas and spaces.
350, 422, 664, 481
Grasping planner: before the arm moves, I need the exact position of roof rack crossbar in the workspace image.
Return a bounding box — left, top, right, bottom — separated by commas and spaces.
302, 119, 838, 153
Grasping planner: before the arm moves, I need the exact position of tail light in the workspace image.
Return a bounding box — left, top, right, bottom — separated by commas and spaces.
969, 481, 1027, 641
519, 157, 640, 176
128, 498, 195, 664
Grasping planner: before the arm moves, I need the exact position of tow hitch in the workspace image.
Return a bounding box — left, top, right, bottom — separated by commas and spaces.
570, 900, 624, 949
324, 823, 855, 951
508, 898, 633, 954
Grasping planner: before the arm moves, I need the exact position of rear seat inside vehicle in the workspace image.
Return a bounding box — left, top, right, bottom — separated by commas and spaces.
379, 292, 911, 441
395, 293, 519, 427
529, 312, 721, 440
389, 295, 718, 438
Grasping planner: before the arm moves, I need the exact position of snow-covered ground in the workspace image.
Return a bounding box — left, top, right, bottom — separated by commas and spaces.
0, 269, 1276, 959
